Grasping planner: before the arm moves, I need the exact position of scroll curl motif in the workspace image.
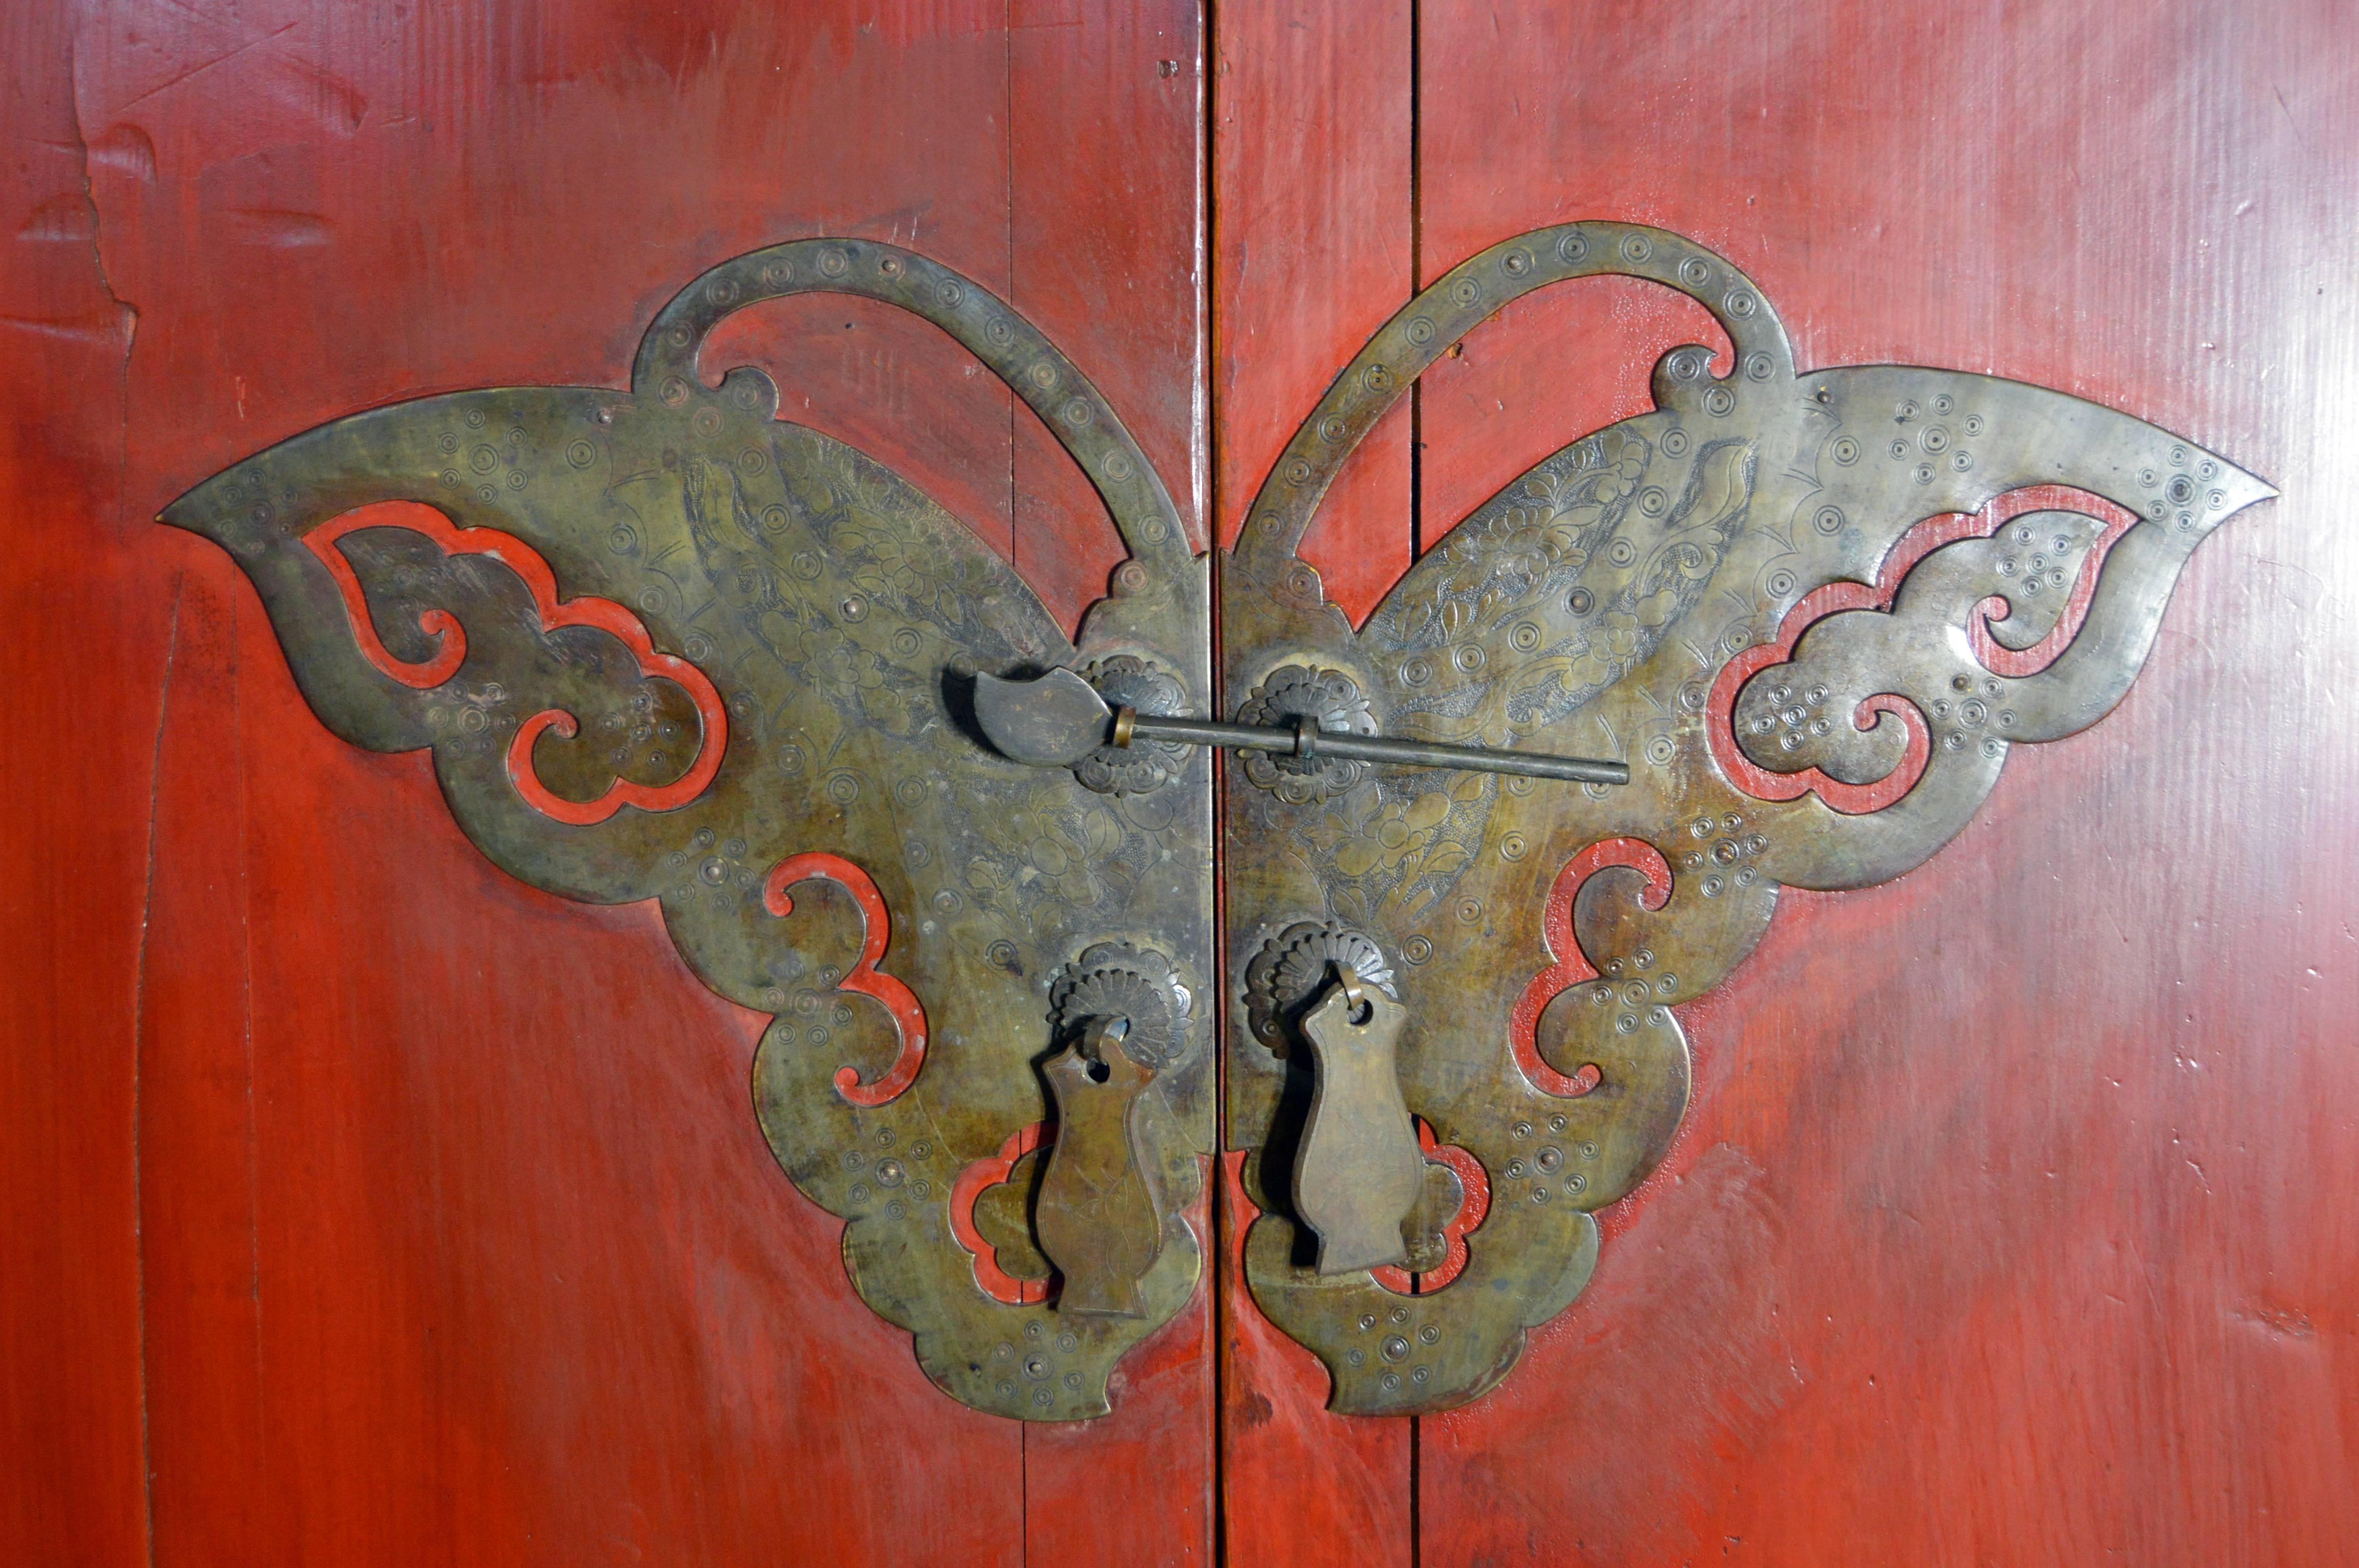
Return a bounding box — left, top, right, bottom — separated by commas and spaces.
1708, 486, 2137, 816
304, 500, 729, 825
948, 1124, 1053, 1306
1222, 220, 2274, 1415
1370, 1124, 1490, 1294
166, 238, 1212, 1423
165, 217, 2272, 1422
763, 852, 929, 1107
1508, 839, 1671, 1098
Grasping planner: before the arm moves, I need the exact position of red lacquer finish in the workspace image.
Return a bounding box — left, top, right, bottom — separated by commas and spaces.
1340, 1, 2357, 1563
1507, 839, 1673, 1098
4, 4, 1204, 1564
306, 501, 731, 825
949, 1123, 1055, 1307
764, 853, 929, 1108
1213, 5, 1418, 1565
12, 1, 2359, 1563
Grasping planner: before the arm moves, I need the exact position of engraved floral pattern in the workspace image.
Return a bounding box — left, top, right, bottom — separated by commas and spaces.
1295, 772, 1494, 926
1369, 432, 1757, 741
1236, 664, 1379, 803
1072, 655, 1192, 797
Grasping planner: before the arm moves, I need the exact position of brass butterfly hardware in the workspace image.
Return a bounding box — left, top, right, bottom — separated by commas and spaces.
1222, 220, 2271, 1414
164, 237, 1213, 1422
166, 220, 2269, 1422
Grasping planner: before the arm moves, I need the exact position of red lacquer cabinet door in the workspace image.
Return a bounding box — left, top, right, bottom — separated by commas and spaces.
1212, 2, 2359, 1565
4, 4, 1210, 1563
9, 1, 2359, 1564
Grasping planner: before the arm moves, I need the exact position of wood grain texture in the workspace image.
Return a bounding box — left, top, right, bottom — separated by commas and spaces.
0, 7, 157, 1563
1210, 3, 1416, 1561
12, 1, 2358, 1562
1400, 2, 2359, 1563
4, 3, 1205, 1561
1212, 0, 1416, 626
1012, 8, 1215, 1562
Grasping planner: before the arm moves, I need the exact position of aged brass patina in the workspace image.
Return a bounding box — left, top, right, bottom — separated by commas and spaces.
1222, 221, 2272, 1414
976, 664, 1630, 783
168, 219, 2270, 1423
1292, 979, 1426, 1274
164, 238, 1212, 1422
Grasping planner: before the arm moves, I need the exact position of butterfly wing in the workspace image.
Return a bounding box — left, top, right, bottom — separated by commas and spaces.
163, 239, 1213, 1421
1224, 222, 2272, 1412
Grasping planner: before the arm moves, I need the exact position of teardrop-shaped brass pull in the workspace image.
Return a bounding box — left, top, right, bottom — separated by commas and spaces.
1034, 1020, 1168, 1317
1293, 976, 1426, 1274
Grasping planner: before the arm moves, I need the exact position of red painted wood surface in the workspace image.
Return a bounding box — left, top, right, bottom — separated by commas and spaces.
1213, 0, 2359, 1562
1211, 6, 1415, 1565
3, 3, 1206, 1563
3, 19, 153, 1563
12, 1, 2359, 1563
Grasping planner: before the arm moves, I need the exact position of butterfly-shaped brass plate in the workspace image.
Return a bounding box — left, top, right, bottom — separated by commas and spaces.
1220, 222, 2271, 1414
166, 222, 2268, 1421
164, 240, 1213, 1421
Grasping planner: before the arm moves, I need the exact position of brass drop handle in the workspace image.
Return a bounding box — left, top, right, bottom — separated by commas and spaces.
1033, 1018, 1169, 1318
1292, 969, 1428, 1274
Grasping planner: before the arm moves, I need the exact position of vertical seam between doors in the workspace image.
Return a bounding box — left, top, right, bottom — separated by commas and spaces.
1406, 1, 1425, 1560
